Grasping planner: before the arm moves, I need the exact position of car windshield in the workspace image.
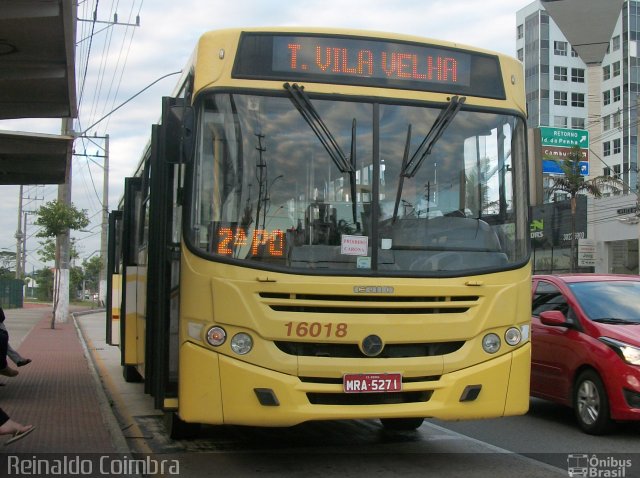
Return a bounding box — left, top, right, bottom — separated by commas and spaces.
187, 91, 529, 275
568, 281, 640, 324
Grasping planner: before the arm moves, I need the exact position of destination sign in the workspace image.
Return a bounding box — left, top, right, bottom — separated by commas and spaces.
233, 33, 506, 98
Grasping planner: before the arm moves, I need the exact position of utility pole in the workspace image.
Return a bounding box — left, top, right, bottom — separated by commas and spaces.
15, 185, 23, 279
71, 134, 110, 303
99, 134, 109, 306
55, 117, 73, 324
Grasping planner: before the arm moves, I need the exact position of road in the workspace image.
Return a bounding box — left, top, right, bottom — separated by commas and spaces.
132, 415, 566, 478
431, 397, 640, 474
128, 398, 640, 477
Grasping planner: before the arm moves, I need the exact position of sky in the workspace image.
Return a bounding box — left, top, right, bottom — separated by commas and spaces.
0, 0, 534, 274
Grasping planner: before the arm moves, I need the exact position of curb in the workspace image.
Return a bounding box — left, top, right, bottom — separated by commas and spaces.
72, 311, 130, 454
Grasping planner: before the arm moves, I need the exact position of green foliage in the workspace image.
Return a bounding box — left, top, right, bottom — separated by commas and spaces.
37, 238, 80, 263
33, 267, 54, 301
70, 266, 84, 297
35, 200, 90, 238
82, 255, 103, 289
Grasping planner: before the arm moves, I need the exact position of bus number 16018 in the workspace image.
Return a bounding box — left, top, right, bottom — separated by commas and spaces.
284, 321, 348, 338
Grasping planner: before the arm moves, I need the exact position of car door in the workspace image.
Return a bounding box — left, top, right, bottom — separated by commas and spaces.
531, 279, 576, 403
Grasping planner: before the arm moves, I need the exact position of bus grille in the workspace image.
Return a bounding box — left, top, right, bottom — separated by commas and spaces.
275, 341, 464, 358
307, 390, 432, 405
259, 292, 479, 314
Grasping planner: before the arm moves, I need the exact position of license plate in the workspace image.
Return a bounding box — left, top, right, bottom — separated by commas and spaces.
343, 373, 402, 393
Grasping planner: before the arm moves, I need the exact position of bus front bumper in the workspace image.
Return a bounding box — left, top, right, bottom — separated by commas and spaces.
177, 341, 530, 426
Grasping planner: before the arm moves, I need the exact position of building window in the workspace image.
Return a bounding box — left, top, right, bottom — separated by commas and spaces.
613, 86, 621, 102
554, 41, 568, 56
613, 164, 621, 178
571, 117, 585, 129
571, 93, 585, 107
612, 35, 620, 51
517, 24, 524, 39
554, 91, 568, 105
517, 48, 523, 62
571, 68, 585, 83
603, 115, 611, 131
603, 65, 610, 81
603, 166, 611, 176
554, 116, 568, 127
613, 111, 621, 128
613, 61, 621, 77
554, 66, 568, 81
613, 138, 621, 154
571, 47, 578, 58
603, 90, 611, 105
604, 141, 611, 156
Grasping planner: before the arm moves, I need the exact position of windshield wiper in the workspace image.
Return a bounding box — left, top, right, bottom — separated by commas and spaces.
592, 318, 639, 325
284, 82, 354, 173
402, 95, 466, 178
349, 118, 359, 230
392, 124, 412, 223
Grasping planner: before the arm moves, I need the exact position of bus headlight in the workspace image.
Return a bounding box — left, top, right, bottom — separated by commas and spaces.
206, 326, 226, 346
505, 327, 522, 346
482, 333, 501, 354
231, 333, 253, 355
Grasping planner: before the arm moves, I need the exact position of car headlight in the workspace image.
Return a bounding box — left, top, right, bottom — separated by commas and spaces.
599, 337, 640, 365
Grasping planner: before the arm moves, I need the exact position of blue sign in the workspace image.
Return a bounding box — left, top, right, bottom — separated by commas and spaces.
542, 160, 589, 176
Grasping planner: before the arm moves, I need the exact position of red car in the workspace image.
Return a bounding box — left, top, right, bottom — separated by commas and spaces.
531, 274, 640, 434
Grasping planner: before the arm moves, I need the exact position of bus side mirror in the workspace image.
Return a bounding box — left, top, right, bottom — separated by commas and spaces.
167, 104, 195, 164
181, 105, 195, 163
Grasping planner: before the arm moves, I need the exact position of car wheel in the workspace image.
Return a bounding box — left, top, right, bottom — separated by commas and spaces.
380, 417, 424, 431
573, 369, 612, 435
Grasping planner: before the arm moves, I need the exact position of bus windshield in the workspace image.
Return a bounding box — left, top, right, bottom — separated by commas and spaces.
187, 90, 529, 275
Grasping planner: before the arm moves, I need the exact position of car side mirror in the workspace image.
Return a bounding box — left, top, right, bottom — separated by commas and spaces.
539, 310, 567, 326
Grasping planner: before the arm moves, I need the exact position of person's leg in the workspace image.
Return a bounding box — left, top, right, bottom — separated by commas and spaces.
0, 328, 9, 369
0, 407, 35, 445
7, 344, 30, 366
0, 407, 9, 428
0, 329, 18, 376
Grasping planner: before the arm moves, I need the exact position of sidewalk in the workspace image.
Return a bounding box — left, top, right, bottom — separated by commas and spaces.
0, 304, 128, 454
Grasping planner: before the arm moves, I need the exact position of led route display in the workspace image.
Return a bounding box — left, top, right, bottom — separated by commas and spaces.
233, 33, 506, 98
272, 36, 471, 87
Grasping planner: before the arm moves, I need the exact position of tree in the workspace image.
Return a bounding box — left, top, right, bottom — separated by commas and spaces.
546, 146, 623, 272
36, 237, 80, 265
34, 200, 89, 328
33, 267, 54, 301
82, 256, 103, 295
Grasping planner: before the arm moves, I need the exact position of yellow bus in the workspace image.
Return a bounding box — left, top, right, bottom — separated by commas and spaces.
107, 27, 531, 437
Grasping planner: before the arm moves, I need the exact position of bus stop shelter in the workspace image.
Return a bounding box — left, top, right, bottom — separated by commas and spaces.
0, 0, 77, 185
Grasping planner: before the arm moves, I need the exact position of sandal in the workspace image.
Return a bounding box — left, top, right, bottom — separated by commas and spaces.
4, 425, 35, 446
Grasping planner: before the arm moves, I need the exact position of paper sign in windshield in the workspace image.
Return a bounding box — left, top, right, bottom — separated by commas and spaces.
341, 235, 368, 256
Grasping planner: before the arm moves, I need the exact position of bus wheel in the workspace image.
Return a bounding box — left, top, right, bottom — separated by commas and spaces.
573, 369, 613, 435
122, 365, 142, 383
164, 412, 201, 440
380, 417, 424, 431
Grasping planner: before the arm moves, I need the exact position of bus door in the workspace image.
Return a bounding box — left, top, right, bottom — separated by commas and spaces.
119, 176, 143, 381
106, 210, 123, 346
144, 96, 185, 410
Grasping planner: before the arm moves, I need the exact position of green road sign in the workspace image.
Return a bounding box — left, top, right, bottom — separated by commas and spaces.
539, 126, 589, 149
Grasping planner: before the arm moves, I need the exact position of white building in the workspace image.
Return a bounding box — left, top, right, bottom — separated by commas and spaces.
517, 0, 639, 274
